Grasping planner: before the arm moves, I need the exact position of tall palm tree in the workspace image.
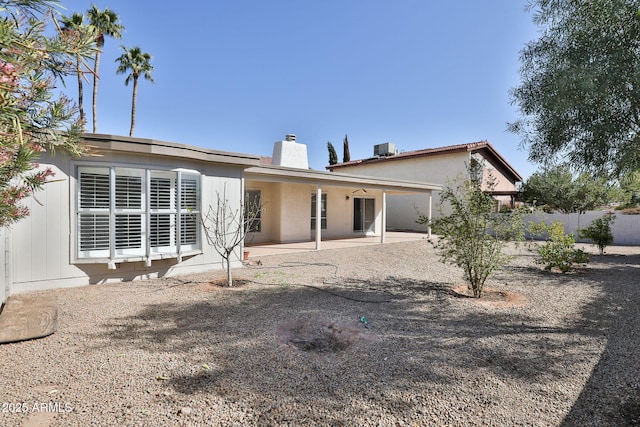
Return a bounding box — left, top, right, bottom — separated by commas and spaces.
60, 13, 94, 132
87, 5, 123, 133
115, 46, 154, 137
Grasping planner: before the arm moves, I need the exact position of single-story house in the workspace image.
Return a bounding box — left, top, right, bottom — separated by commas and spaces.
0, 134, 440, 303
326, 141, 523, 231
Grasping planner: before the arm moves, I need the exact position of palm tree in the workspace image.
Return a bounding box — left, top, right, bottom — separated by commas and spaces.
115, 46, 154, 137
60, 13, 95, 131
87, 5, 123, 133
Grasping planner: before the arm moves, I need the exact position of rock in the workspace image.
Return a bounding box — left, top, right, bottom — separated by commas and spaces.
178, 407, 193, 416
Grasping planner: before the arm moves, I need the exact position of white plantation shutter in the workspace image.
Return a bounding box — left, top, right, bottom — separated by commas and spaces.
113, 169, 145, 256
79, 172, 110, 208
115, 175, 142, 209
180, 177, 198, 209
179, 175, 199, 246
78, 168, 110, 257
77, 166, 201, 261
149, 173, 176, 254
79, 214, 109, 252
150, 213, 172, 247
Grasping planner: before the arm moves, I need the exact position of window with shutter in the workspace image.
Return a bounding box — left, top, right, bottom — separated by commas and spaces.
78, 168, 110, 258
149, 173, 176, 254
179, 175, 199, 248
114, 169, 145, 257
79, 172, 110, 208
79, 214, 109, 252
77, 166, 201, 262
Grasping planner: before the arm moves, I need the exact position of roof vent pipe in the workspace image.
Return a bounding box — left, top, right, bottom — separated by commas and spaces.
285, 134, 296, 142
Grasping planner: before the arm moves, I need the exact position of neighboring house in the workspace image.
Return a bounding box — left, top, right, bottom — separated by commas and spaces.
0, 134, 440, 302
326, 141, 523, 231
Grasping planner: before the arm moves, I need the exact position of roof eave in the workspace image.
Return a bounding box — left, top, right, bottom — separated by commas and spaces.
246, 165, 441, 193
81, 133, 261, 167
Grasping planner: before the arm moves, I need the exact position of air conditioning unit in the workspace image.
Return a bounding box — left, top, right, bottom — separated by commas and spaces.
373, 142, 397, 157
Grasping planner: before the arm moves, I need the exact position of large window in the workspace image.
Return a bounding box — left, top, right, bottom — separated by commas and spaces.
77, 166, 200, 262
311, 192, 327, 230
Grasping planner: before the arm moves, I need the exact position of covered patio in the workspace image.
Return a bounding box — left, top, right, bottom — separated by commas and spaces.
243, 164, 441, 252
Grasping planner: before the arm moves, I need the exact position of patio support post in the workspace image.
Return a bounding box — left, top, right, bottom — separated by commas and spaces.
381, 190, 387, 244
315, 185, 322, 250
427, 190, 432, 239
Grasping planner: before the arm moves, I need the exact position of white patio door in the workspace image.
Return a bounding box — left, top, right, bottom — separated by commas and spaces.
353, 197, 375, 234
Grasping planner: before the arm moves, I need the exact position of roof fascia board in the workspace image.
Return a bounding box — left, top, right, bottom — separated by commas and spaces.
246, 166, 441, 193
83, 134, 260, 167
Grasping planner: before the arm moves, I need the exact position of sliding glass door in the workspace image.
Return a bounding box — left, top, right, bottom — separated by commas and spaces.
353, 197, 375, 233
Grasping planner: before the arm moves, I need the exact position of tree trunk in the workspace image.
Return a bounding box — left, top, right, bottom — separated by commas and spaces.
92, 51, 100, 133
76, 55, 85, 131
129, 76, 137, 137
226, 255, 233, 287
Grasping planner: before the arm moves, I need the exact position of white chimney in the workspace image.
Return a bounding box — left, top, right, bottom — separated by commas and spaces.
271, 134, 309, 169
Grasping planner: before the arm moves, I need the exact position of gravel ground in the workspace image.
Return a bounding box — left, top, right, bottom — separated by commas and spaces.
1, 239, 639, 426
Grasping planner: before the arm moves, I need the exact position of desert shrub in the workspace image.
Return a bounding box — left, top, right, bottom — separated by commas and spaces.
620, 207, 640, 215
578, 214, 615, 255
529, 221, 590, 273
419, 162, 525, 298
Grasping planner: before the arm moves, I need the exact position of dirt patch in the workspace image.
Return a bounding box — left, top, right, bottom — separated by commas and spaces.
277, 319, 368, 355
451, 285, 527, 307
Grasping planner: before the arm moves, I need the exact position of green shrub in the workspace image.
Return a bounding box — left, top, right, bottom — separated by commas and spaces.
578, 214, 615, 255
529, 221, 590, 273
419, 163, 525, 298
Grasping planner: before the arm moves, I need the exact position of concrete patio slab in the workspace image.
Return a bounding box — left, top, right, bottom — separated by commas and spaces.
245, 231, 429, 258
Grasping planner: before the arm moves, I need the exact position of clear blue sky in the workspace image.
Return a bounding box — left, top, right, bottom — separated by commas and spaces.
57, 1, 540, 179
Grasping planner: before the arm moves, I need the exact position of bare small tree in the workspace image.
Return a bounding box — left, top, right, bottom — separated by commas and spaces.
201, 183, 262, 286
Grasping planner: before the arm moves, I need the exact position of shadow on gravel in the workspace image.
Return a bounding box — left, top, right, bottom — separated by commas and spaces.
497, 251, 640, 426
558, 254, 640, 427
87, 264, 640, 425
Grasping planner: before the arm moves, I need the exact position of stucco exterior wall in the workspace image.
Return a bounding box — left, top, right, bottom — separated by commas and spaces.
8, 150, 247, 294
331, 151, 518, 230
482, 165, 516, 193
331, 153, 468, 230
243, 182, 277, 244
245, 180, 383, 243
338, 152, 468, 183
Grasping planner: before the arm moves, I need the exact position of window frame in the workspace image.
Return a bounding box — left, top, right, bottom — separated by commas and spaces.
75, 164, 201, 265
244, 189, 262, 233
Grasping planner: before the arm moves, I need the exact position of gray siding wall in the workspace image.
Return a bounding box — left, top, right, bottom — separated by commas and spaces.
10, 151, 246, 294
0, 227, 7, 305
